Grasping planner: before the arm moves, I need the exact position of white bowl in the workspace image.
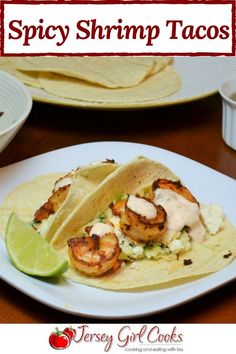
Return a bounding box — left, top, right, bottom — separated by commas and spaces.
0, 70, 32, 153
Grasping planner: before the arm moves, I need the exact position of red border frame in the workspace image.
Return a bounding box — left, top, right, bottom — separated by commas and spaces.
0, 0, 235, 56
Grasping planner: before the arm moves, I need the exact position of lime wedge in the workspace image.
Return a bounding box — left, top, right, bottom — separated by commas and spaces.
5, 213, 68, 277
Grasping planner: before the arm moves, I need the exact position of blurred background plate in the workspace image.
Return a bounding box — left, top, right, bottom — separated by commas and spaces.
28, 57, 236, 109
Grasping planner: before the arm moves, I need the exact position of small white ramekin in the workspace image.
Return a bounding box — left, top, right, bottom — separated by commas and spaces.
219, 79, 236, 151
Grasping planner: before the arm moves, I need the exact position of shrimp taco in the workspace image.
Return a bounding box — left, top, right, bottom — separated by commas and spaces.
47, 156, 236, 290
1, 156, 236, 290
0, 160, 118, 241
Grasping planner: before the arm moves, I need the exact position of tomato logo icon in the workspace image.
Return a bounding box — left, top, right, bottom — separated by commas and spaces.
63, 326, 76, 341
49, 328, 71, 350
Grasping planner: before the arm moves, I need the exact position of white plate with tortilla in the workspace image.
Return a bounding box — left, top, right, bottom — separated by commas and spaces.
1, 57, 236, 109
0, 141, 235, 318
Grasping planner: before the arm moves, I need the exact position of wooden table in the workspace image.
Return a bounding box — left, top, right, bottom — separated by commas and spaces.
0, 94, 235, 323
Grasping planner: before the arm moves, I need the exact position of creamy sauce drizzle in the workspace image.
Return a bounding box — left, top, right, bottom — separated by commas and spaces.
89, 222, 114, 237
127, 195, 157, 219
154, 189, 205, 243
54, 177, 72, 192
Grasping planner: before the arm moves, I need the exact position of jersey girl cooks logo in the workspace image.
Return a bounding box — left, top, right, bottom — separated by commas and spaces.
48, 325, 184, 352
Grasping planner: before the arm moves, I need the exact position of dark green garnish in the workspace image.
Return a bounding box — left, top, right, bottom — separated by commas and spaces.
183, 259, 192, 266
115, 193, 125, 202
223, 252, 232, 259
98, 212, 107, 222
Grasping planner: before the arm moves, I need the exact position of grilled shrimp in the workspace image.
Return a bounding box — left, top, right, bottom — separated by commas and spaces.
67, 233, 121, 276
110, 199, 126, 218
112, 195, 167, 242
34, 171, 76, 223
53, 171, 76, 193
152, 179, 198, 204
34, 185, 70, 223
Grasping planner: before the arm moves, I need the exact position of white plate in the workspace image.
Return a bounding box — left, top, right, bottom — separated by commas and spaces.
0, 142, 235, 319
28, 57, 236, 109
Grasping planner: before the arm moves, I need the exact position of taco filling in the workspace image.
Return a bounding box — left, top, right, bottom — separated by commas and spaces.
66, 178, 224, 277
33, 170, 77, 235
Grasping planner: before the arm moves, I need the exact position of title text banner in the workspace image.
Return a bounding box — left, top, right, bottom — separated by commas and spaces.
1, 1, 235, 56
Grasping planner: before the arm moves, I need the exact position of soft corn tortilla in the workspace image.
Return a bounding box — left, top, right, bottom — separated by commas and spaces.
0, 58, 42, 88
51, 156, 179, 249
0, 57, 178, 104
63, 219, 236, 290
38, 65, 181, 103
14, 57, 159, 89
48, 156, 236, 290
148, 57, 172, 76
44, 162, 118, 242
0, 173, 63, 238
0, 162, 118, 240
